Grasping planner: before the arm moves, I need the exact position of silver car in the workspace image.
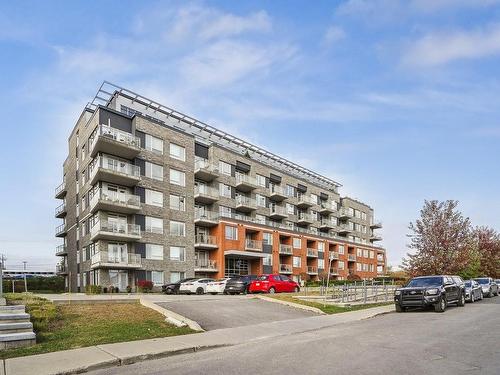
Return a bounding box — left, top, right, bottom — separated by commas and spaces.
464, 280, 483, 302
474, 277, 499, 298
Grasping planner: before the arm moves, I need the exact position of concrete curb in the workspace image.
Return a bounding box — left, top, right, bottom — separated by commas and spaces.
256, 295, 326, 315
139, 299, 204, 332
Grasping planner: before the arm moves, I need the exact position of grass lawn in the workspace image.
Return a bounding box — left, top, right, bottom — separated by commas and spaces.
1, 293, 194, 359
268, 294, 393, 314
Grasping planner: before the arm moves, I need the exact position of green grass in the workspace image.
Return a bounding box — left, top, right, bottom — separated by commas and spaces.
268, 294, 393, 314
1, 293, 194, 359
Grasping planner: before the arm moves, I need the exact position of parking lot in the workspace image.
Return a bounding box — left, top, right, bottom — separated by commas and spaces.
156, 295, 316, 330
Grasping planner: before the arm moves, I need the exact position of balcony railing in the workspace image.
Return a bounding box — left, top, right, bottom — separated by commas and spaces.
195, 259, 217, 270
55, 182, 66, 198
194, 185, 219, 201
329, 268, 339, 275
91, 251, 141, 268
235, 174, 257, 191
338, 207, 353, 218
297, 194, 316, 207
348, 254, 356, 262
91, 221, 141, 237
269, 205, 288, 217
280, 264, 292, 273
195, 234, 218, 246
90, 189, 141, 210
55, 203, 66, 217
307, 266, 318, 274
55, 224, 67, 236
319, 202, 336, 213
194, 210, 219, 221
269, 185, 287, 200
377, 255, 385, 263
298, 213, 313, 222
245, 239, 263, 251
236, 196, 257, 209
370, 220, 383, 229
56, 263, 67, 274
307, 248, 318, 257
55, 245, 66, 256
279, 244, 293, 255
329, 251, 339, 260
91, 124, 140, 150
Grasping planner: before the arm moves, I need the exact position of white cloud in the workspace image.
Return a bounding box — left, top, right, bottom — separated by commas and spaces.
411, 0, 500, 13
402, 24, 500, 66
323, 25, 346, 46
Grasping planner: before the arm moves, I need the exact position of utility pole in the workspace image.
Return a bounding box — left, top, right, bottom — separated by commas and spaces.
22, 261, 28, 292
0, 254, 5, 300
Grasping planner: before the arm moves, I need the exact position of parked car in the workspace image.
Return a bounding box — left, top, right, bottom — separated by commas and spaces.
248, 274, 300, 294
224, 275, 258, 295
474, 277, 499, 298
179, 278, 215, 295
464, 280, 483, 303
161, 277, 197, 295
394, 275, 465, 313
206, 278, 232, 295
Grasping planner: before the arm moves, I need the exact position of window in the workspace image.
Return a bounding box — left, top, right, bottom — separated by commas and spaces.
145, 134, 163, 154
146, 217, 163, 234
170, 271, 185, 283
219, 205, 232, 218
169, 194, 185, 211
293, 256, 301, 268
263, 254, 272, 266
169, 169, 185, 186
310, 193, 318, 205
338, 245, 345, 254
169, 143, 186, 161
169, 221, 185, 236
318, 259, 325, 269
357, 248, 363, 257
363, 249, 369, 258
369, 250, 374, 259
256, 174, 266, 187
286, 203, 295, 215
293, 238, 301, 248
357, 263, 362, 271
219, 183, 232, 198
146, 189, 163, 207
219, 161, 232, 176
146, 162, 163, 181
170, 246, 186, 261
338, 261, 345, 270
318, 242, 325, 252
146, 244, 163, 260
149, 271, 164, 286
256, 194, 266, 207
286, 184, 295, 197
263, 232, 273, 245
82, 145, 86, 160
225, 225, 238, 240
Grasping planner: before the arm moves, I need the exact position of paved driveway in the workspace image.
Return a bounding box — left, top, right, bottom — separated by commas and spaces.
156, 295, 316, 330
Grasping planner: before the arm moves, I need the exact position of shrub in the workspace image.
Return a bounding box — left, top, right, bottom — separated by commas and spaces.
85, 285, 102, 294
137, 280, 153, 293
126, 285, 132, 293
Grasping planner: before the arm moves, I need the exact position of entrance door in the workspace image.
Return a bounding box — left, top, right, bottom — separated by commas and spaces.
196, 251, 209, 268
225, 258, 249, 277
106, 183, 128, 203
109, 270, 128, 291
107, 214, 127, 232
108, 243, 127, 263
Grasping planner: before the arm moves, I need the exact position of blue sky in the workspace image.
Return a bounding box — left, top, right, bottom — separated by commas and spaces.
1, 0, 500, 270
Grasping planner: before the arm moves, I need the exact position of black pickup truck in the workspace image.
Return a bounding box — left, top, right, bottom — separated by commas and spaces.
394, 275, 466, 313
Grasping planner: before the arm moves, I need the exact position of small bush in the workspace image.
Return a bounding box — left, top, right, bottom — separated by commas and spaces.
126, 285, 132, 293
85, 285, 102, 295
137, 280, 153, 293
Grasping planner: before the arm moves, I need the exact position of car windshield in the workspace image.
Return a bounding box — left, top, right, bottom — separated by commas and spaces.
475, 278, 489, 284
464, 281, 471, 287
406, 277, 443, 287
257, 275, 269, 281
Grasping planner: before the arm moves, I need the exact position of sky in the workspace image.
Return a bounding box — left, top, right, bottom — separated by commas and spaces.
1, 0, 500, 271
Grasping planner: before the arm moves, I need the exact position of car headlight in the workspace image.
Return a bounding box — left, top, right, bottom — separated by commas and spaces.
426, 288, 439, 295
394, 290, 401, 296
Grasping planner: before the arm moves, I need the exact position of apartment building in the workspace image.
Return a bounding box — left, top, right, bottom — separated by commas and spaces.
55, 82, 386, 292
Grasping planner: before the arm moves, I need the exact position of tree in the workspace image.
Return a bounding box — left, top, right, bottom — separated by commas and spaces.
402, 200, 474, 277
474, 226, 500, 278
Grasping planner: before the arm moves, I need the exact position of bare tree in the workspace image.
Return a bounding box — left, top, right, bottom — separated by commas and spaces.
403, 200, 474, 277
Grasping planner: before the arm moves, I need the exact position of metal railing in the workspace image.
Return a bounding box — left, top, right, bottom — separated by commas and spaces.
298, 213, 312, 222
236, 196, 257, 207
55, 203, 66, 216
194, 210, 219, 221
339, 207, 353, 217
269, 205, 287, 216
235, 174, 256, 186
90, 189, 141, 208
348, 254, 356, 261
90, 124, 140, 149
297, 194, 317, 205
329, 251, 339, 260
194, 159, 219, 173
320, 202, 336, 211
91, 251, 141, 266
56, 263, 67, 273
329, 268, 339, 275
280, 264, 292, 273
55, 182, 66, 197
279, 244, 293, 255
195, 234, 217, 246
307, 248, 318, 257
90, 156, 141, 179
307, 266, 318, 274
194, 185, 219, 198
55, 245, 66, 255
320, 219, 336, 227
91, 221, 141, 236
55, 224, 66, 235
245, 239, 263, 251
269, 185, 286, 196
195, 259, 217, 269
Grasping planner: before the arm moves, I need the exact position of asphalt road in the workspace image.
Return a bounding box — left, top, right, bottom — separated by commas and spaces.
157, 296, 316, 330
92, 296, 500, 375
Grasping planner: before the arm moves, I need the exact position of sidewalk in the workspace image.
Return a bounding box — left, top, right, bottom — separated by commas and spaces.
3, 304, 393, 375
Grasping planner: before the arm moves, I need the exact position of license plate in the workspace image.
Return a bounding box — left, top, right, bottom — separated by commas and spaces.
256, 283, 260, 286
229, 287, 234, 289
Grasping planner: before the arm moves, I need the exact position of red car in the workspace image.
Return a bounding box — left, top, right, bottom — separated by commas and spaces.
248, 274, 300, 294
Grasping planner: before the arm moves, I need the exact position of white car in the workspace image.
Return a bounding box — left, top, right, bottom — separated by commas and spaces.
179, 278, 214, 295
206, 278, 232, 295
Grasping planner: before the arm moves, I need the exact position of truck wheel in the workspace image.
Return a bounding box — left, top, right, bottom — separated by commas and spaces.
458, 293, 465, 307
435, 296, 446, 312
395, 304, 404, 312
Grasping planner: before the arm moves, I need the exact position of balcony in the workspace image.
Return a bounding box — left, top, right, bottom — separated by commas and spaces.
89, 156, 141, 187
296, 194, 315, 209
90, 221, 141, 241
307, 266, 318, 275
269, 205, 288, 219
235, 174, 258, 192
194, 185, 219, 204
306, 248, 318, 258
370, 221, 383, 229
55, 182, 67, 199
279, 244, 293, 255
329, 251, 339, 260
89, 124, 141, 159
348, 254, 356, 262
195, 259, 218, 272
55, 224, 67, 237
194, 210, 219, 227
90, 251, 142, 269
90, 189, 141, 214
194, 234, 218, 249
377, 255, 385, 264
319, 219, 335, 230
337, 224, 352, 234
329, 268, 339, 276
194, 159, 219, 181
318, 202, 335, 214
245, 239, 263, 252
269, 185, 287, 201
235, 196, 257, 213
55, 245, 67, 256
279, 264, 292, 274
56, 263, 68, 275
338, 207, 352, 219
55, 203, 67, 218
370, 234, 383, 242
297, 213, 313, 225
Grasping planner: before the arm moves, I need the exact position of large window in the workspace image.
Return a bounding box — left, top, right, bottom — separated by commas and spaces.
219, 183, 232, 198
169, 169, 185, 186
292, 237, 301, 249
146, 162, 163, 181
256, 194, 266, 207
169, 194, 185, 211
286, 203, 295, 215
225, 225, 238, 240
317, 242, 325, 252
338, 245, 345, 254
145, 189, 163, 207
318, 259, 325, 269
145, 217, 163, 234
169, 221, 185, 236
338, 261, 345, 270
146, 244, 163, 260
263, 232, 273, 245
256, 174, 266, 187
263, 254, 272, 266
293, 256, 301, 268
286, 184, 295, 197
145, 134, 163, 154
219, 161, 232, 176
170, 246, 186, 261
148, 271, 164, 286
170, 271, 185, 283
169, 143, 186, 161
